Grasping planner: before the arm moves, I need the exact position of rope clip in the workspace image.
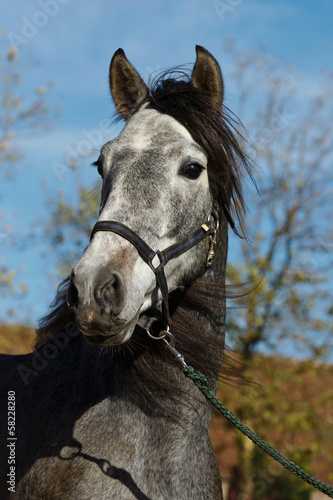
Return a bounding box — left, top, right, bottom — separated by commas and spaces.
146, 326, 189, 371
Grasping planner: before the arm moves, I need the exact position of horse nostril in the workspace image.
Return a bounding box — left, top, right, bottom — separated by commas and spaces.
66, 276, 79, 311
94, 273, 125, 316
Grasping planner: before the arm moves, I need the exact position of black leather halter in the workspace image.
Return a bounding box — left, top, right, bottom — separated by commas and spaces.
90, 202, 220, 327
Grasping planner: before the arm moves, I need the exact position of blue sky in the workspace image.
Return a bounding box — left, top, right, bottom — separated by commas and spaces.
1, 0, 333, 325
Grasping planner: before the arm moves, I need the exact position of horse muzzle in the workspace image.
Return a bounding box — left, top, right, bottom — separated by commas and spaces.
66, 267, 140, 346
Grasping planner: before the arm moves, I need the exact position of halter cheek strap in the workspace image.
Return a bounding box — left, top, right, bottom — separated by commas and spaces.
90, 203, 220, 327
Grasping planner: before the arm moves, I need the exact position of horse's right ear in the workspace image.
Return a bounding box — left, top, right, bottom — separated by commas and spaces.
109, 49, 149, 120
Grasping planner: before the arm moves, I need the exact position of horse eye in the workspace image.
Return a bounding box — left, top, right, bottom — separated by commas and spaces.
92, 159, 103, 178
182, 163, 204, 180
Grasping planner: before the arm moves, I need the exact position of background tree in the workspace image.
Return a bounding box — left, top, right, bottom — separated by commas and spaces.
217, 39, 333, 497
0, 41, 56, 317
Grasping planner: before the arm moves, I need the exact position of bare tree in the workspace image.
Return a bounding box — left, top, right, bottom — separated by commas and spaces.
0, 42, 56, 314
221, 39, 333, 497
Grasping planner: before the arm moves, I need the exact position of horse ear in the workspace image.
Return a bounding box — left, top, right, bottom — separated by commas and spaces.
109, 48, 149, 119
190, 46, 224, 107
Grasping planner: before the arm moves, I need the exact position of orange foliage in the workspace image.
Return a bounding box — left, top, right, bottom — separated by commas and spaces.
0, 323, 35, 354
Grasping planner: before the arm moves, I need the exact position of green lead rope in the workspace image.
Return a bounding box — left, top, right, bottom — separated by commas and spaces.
184, 366, 333, 498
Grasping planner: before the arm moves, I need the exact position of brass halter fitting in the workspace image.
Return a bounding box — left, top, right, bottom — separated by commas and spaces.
206, 228, 217, 267
205, 202, 220, 267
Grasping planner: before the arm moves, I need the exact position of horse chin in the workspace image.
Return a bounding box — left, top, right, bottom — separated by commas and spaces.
81, 315, 139, 347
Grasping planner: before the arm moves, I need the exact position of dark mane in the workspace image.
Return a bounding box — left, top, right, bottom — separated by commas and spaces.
34, 67, 251, 407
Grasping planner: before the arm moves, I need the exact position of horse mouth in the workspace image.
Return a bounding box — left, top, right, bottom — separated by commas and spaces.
80, 314, 140, 347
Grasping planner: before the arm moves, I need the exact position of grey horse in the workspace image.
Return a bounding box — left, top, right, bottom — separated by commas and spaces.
0, 46, 249, 499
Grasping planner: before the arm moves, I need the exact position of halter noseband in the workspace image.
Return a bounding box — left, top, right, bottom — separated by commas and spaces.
90, 202, 221, 327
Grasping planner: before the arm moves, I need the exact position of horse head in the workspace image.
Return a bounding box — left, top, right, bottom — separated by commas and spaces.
66, 46, 233, 347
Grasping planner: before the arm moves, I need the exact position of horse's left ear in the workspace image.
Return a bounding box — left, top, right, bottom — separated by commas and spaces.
191, 46, 224, 107
109, 48, 149, 119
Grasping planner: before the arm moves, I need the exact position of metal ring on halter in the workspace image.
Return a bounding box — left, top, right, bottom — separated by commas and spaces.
146, 326, 170, 343
146, 327, 177, 349
148, 328, 177, 347
208, 204, 220, 232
